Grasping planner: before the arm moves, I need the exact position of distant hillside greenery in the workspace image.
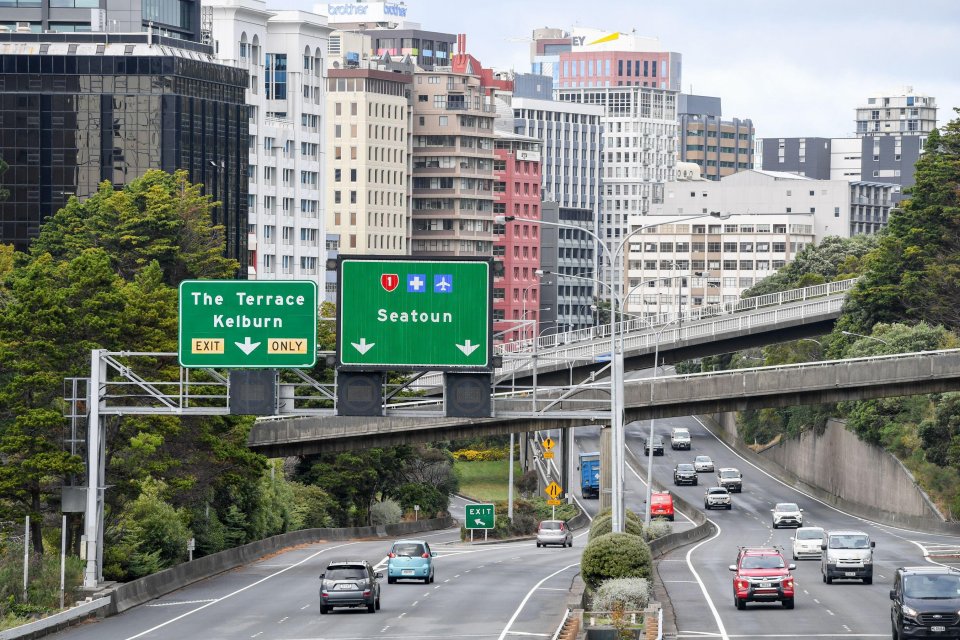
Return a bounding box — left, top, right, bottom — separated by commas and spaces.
726, 107, 960, 518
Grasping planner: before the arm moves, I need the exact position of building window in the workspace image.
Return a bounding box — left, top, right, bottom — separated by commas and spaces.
265, 53, 287, 100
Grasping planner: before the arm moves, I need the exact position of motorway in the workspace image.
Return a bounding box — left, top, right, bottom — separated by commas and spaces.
51, 413, 960, 639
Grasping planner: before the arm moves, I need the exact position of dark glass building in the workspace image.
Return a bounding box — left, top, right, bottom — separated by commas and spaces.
0, 33, 249, 268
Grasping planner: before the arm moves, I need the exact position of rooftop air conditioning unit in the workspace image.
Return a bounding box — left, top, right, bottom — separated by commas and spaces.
16, 21, 32, 32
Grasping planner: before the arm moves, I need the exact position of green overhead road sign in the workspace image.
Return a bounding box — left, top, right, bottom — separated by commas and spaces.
465, 503, 495, 530
178, 280, 317, 368
337, 258, 492, 370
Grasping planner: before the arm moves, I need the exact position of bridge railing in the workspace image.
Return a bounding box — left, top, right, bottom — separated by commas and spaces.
496, 277, 858, 356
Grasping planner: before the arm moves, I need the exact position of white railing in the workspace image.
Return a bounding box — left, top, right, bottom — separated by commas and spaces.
498, 277, 857, 356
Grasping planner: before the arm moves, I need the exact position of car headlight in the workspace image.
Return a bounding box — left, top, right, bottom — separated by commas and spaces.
862, 557, 872, 564
902, 604, 918, 619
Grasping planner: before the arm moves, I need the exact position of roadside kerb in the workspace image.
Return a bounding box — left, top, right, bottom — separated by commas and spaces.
0, 597, 111, 640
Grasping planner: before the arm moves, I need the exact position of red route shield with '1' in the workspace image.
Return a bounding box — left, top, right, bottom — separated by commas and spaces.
380, 273, 399, 292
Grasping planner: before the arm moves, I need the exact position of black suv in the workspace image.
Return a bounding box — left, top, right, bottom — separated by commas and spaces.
891, 566, 960, 639
673, 463, 698, 485
319, 560, 381, 614
643, 435, 665, 456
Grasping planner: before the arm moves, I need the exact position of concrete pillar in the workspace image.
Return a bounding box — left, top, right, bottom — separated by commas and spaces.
561, 427, 570, 500
599, 425, 612, 512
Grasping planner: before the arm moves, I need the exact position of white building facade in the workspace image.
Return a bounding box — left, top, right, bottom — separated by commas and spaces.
206, 0, 332, 292
624, 169, 893, 316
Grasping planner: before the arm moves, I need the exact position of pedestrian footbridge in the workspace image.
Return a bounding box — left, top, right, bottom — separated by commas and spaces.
249, 349, 960, 455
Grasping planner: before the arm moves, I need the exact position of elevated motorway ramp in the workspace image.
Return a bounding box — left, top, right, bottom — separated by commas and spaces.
248, 349, 960, 455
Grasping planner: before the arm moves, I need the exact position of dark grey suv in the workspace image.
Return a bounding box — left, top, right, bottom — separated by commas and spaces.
891, 566, 960, 639
319, 560, 381, 614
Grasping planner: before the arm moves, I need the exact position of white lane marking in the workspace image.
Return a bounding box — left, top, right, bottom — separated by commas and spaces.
121, 541, 359, 640
538, 587, 569, 591
684, 518, 729, 640
398, 612, 406, 618
825, 609, 835, 616
299, 604, 310, 610
412, 600, 419, 607
381, 625, 390, 632
693, 416, 960, 541
813, 598, 820, 604
842, 625, 851, 632
664, 580, 699, 583
504, 632, 552, 637
496, 563, 580, 640
146, 599, 217, 607
250, 633, 262, 638
277, 616, 288, 623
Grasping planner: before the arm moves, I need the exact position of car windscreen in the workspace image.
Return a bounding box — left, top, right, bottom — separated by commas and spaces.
776, 503, 799, 512
741, 555, 785, 570
539, 521, 562, 530
676, 464, 694, 472
696, 457, 710, 462
673, 430, 689, 436
796, 529, 823, 540
720, 470, 739, 478
392, 543, 425, 557
325, 567, 367, 580
904, 574, 960, 599
829, 534, 869, 549
707, 488, 727, 495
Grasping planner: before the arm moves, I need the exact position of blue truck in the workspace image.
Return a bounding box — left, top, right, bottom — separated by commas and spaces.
578, 452, 600, 499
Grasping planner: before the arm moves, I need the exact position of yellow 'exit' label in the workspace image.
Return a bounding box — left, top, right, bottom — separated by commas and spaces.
192, 338, 225, 354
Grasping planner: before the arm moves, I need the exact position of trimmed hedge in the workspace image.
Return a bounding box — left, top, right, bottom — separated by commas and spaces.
581, 532, 652, 589
589, 513, 645, 539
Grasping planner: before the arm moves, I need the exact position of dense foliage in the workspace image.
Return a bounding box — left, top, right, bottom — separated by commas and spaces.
728, 108, 960, 516
0, 170, 461, 614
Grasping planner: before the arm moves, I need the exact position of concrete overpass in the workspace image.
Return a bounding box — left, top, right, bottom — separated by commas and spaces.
248, 348, 960, 455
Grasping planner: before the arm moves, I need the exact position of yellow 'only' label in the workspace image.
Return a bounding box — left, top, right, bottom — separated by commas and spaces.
192, 338, 225, 354
268, 338, 308, 354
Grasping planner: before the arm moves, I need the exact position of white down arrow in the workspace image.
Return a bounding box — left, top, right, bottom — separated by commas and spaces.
456, 340, 480, 356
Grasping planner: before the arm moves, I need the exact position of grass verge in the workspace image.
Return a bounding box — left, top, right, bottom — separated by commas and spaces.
454, 459, 521, 502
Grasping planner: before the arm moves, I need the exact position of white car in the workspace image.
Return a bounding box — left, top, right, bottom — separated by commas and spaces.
791, 526, 825, 560
704, 486, 732, 510
694, 455, 715, 472
771, 502, 804, 529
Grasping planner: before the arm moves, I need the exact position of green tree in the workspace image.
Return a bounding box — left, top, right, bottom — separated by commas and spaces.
580, 532, 652, 590
843, 111, 960, 332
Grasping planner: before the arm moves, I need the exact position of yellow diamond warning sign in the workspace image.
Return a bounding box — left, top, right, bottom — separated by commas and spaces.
542, 437, 556, 450
545, 481, 563, 499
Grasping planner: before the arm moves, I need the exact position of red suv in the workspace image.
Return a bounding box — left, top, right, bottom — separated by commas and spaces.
649, 491, 675, 521
729, 546, 796, 610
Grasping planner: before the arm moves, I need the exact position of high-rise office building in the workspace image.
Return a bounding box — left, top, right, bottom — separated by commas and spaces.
326, 61, 412, 255
0, 0, 202, 40
207, 0, 331, 286
506, 80, 602, 332
0, 32, 249, 266
678, 94, 754, 181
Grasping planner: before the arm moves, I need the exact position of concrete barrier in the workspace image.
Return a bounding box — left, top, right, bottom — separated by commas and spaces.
0, 597, 111, 640
703, 414, 960, 534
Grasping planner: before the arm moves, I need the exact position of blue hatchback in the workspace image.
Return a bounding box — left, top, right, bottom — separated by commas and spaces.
386, 540, 434, 584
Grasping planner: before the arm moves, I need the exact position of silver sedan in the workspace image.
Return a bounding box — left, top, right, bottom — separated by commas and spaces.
694, 455, 715, 472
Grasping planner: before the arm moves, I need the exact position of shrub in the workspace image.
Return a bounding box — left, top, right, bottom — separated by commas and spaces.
591, 577, 652, 612
589, 513, 644, 539
581, 533, 652, 590
451, 448, 508, 461
370, 498, 402, 525
643, 519, 672, 542
394, 483, 447, 517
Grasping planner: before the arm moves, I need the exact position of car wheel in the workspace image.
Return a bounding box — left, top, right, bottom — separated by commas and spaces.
319, 605, 329, 615
668, 515, 674, 522
826, 575, 833, 585
892, 621, 900, 640
864, 576, 873, 585
693, 480, 698, 485
783, 598, 794, 609
772, 522, 778, 529
430, 571, 435, 583
536, 542, 541, 548
735, 597, 746, 611
376, 596, 381, 610
367, 600, 376, 613
568, 539, 573, 548
726, 504, 732, 510
822, 572, 827, 583
387, 576, 396, 584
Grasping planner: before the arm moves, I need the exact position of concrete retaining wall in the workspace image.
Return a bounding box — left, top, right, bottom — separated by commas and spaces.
110, 516, 453, 615
706, 413, 960, 534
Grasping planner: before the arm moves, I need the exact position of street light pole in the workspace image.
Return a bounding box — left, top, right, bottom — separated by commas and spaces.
496, 211, 728, 533
645, 317, 679, 526
841, 330, 890, 346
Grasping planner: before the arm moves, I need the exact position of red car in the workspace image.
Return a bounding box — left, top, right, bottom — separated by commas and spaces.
729, 546, 796, 610
649, 491, 675, 521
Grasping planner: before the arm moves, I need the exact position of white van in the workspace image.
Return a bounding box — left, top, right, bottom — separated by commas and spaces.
670, 427, 691, 450
821, 530, 875, 584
